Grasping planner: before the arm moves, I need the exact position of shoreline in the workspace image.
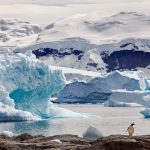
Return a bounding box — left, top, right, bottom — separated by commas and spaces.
0, 133, 150, 150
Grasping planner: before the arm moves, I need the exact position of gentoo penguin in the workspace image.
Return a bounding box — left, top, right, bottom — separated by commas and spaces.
127, 123, 135, 137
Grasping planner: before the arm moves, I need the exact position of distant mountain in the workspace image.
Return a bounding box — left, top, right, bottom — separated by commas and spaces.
0, 19, 42, 42
1, 12, 150, 76
0, 19, 42, 54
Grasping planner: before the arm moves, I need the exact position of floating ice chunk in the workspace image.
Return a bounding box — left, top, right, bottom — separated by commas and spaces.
140, 95, 150, 118
1, 131, 14, 137
0, 103, 40, 121
140, 108, 150, 118
104, 90, 150, 107
82, 126, 104, 141
143, 95, 150, 107
57, 71, 149, 104
104, 100, 143, 107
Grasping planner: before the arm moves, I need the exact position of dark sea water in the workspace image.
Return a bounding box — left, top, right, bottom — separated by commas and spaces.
0, 104, 149, 136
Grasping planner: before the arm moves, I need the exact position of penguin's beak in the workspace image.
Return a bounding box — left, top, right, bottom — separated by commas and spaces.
131, 123, 135, 126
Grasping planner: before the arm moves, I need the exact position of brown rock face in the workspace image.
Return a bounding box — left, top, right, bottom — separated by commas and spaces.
89, 135, 150, 150
0, 134, 150, 150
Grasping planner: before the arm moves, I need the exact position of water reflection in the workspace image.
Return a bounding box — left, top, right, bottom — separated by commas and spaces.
0, 119, 67, 136
0, 105, 149, 136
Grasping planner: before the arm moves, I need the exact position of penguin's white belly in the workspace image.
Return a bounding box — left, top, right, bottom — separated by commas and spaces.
127, 127, 134, 134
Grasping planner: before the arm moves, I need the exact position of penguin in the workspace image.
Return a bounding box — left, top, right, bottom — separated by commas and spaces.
127, 123, 135, 137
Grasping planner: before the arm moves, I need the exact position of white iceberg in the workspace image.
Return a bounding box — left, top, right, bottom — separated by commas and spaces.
104, 90, 150, 107
57, 71, 149, 104
104, 100, 143, 107
82, 126, 104, 141
140, 95, 150, 118
140, 108, 150, 118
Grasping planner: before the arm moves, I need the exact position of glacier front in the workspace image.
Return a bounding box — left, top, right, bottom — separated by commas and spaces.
0, 51, 84, 121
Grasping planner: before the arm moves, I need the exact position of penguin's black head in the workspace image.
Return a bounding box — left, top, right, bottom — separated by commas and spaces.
131, 123, 135, 126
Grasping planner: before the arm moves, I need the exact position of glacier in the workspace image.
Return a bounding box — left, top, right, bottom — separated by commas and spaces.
57, 71, 149, 104
0, 51, 85, 121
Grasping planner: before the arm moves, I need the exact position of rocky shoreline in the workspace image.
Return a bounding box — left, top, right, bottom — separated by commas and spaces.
0, 133, 150, 150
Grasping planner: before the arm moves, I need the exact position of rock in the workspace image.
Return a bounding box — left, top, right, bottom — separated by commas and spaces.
89, 135, 150, 150
0, 133, 150, 149
82, 126, 104, 141
14, 133, 34, 141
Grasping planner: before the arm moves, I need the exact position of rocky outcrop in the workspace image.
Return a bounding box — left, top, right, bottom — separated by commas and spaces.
89, 135, 150, 150
0, 134, 150, 150
0, 134, 89, 150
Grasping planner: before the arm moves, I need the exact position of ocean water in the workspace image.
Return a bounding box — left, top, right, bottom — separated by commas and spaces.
0, 104, 149, 136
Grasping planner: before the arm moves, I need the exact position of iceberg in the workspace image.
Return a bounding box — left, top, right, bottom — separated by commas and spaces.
57, 71, 149, 104
82, 126, 104, 141
140, 108, 150, 118
104, 90, 150, 107
104, 100, 143, 107
140, 95, 150, 118
0, 51, 84, 121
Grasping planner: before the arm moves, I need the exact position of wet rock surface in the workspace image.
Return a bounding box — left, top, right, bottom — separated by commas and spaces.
0, 133, 150, 150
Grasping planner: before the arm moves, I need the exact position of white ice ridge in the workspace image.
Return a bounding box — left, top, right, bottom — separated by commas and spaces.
57, 71, 149, 104
0, 51, 85, 121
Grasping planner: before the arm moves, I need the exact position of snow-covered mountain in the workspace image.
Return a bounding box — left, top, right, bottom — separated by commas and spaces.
0, 19, 42, 54
40, 11, 150, 44
0, 19, 42, 41
1, 12, 150, 76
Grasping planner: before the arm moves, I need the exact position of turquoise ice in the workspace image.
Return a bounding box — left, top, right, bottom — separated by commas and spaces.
0, 51, 66, 121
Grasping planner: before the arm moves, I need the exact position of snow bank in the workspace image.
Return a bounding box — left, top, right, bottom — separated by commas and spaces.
0, 51, 85, 121
57, 71, 149, 104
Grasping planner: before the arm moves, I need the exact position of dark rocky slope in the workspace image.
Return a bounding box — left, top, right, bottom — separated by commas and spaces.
102, 50, 150, 72
0, 134, 150, 150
